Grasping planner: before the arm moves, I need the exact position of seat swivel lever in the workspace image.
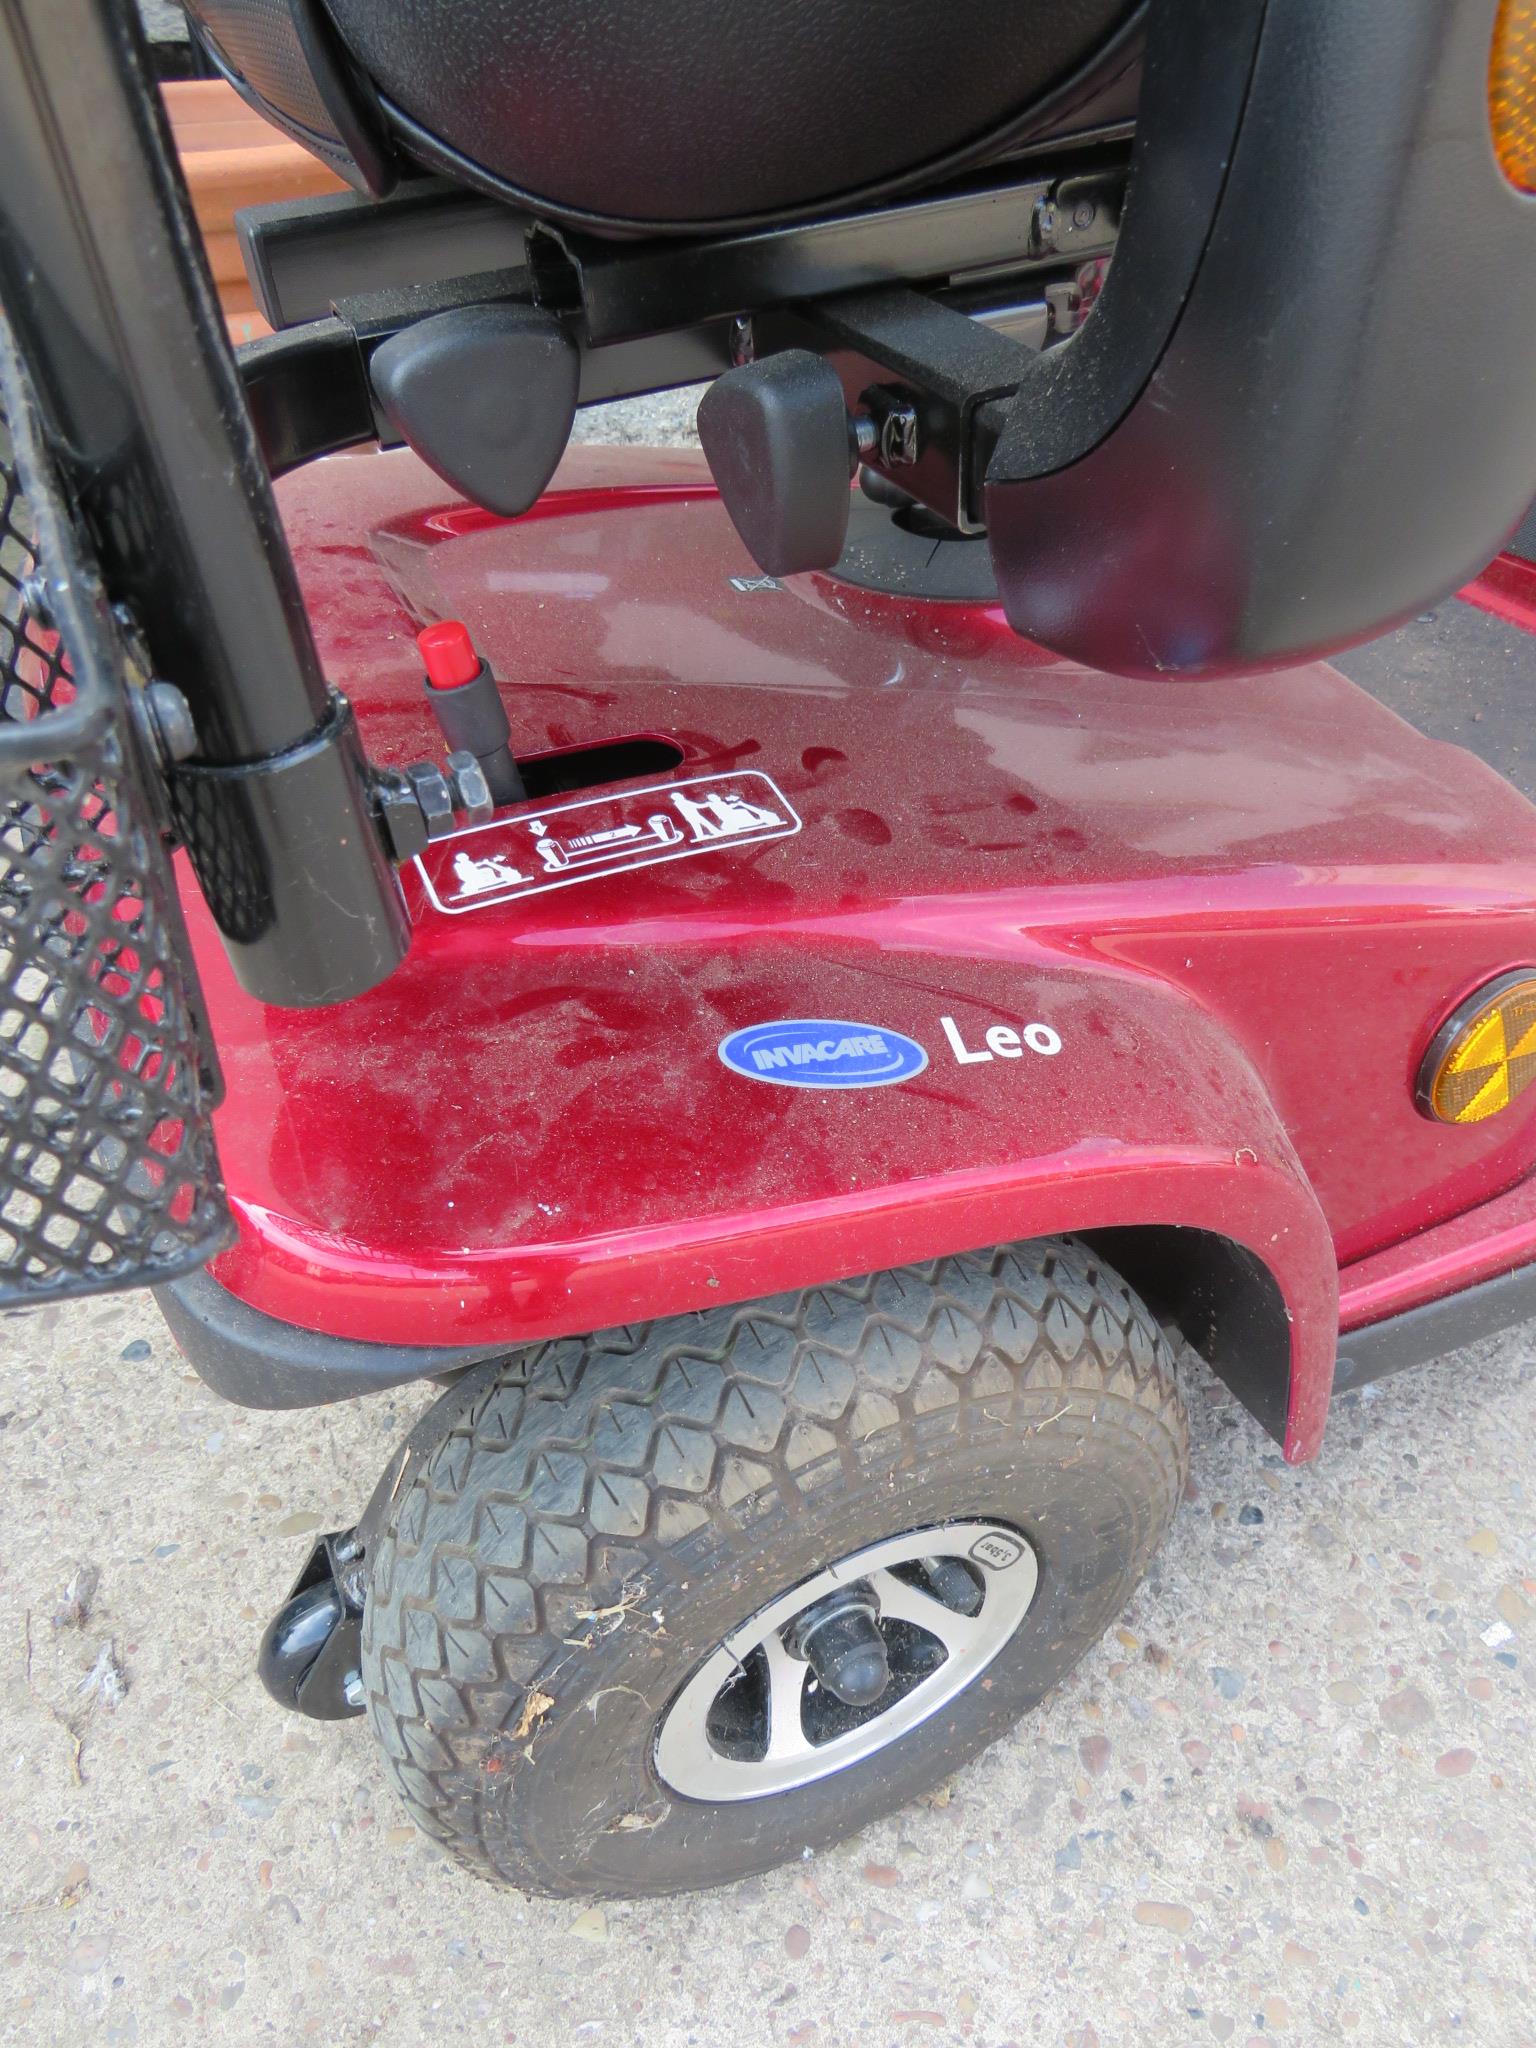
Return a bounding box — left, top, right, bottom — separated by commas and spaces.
698, 350, 886, 579
370, 304, 579, 520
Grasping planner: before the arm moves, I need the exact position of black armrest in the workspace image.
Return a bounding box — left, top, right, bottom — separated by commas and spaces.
985, 0, 1536, 676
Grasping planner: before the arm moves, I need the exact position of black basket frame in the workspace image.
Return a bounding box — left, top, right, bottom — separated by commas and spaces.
0, 317, 235, 1303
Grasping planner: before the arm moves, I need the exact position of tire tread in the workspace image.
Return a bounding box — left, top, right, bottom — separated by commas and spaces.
362, 1236, 1187, 1888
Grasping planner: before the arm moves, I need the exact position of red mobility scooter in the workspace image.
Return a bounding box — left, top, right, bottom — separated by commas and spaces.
3, 0, 1536, 1898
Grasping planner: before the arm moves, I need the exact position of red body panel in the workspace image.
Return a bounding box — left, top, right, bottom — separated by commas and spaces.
1461, 550, 1536, 637
1337, 1169, 1536, 1328
182, 448, 1536, 1463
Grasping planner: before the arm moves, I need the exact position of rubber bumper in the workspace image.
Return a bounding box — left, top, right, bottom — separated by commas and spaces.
153, 1265, 500, 1408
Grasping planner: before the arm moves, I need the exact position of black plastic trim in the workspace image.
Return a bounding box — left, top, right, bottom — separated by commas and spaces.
1333, 1261, 1536, 1393
155, 1265, 500, 1408
190, 19, 371, 195
168, 693, 408, 1008
189, 0, 396, 198
986, 0, 1264, 485
986, 0, 1536, 677
238, 315, 374, 475
286, 0, 397, 198
1085, 1225, 1292, 1444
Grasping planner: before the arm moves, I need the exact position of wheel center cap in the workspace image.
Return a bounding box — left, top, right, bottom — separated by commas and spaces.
784, 1583, 890, 1707
653, 1520, 1039, 1804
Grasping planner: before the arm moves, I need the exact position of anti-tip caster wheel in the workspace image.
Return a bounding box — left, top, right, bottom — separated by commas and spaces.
361, 1237, 1188, 1897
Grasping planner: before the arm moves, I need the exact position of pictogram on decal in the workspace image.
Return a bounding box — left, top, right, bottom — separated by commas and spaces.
415, 771, 800, 914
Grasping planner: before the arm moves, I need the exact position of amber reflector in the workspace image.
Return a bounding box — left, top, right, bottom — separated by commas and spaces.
1491, 0, 1536, 192
1418, 971, 1536, 1123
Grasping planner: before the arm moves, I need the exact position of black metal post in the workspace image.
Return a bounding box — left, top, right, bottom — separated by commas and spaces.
0, 0, 408, 1005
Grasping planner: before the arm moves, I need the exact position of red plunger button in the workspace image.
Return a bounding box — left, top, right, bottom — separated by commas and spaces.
417, 619, 480, 690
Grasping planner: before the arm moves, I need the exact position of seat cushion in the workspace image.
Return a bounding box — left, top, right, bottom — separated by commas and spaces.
190, 0, 1139, 228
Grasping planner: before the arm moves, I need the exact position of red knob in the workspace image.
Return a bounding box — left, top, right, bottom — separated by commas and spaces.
417, 619, 480, 690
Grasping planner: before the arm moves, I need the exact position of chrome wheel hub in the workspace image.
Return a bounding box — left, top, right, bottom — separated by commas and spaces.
653, 1520, 1039, 1803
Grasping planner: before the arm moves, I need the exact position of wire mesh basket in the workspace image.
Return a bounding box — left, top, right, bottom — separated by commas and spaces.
0, 318, 232, 1304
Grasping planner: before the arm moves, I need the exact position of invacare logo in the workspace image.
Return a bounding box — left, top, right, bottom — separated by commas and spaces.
718, 1019, 928, 1090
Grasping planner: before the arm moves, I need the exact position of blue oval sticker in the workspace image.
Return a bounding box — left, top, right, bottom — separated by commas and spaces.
718, 1018, 928, 1090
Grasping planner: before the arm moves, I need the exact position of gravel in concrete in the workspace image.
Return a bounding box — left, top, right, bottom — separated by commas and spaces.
2, 1288, 1533, 2047
570, 389, 702, 449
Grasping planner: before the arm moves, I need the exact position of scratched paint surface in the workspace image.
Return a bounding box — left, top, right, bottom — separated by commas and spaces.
180, 446, 1536, 1352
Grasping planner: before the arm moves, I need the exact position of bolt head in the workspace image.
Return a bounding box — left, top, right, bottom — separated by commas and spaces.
446, 750, 493, 823
878, 404, 919, 469
405, 760, 456, 837
144, 681, 198, 763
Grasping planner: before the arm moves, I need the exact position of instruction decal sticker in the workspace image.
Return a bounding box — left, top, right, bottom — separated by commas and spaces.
718, 1019, 929, 1090
416, 771, 800, 914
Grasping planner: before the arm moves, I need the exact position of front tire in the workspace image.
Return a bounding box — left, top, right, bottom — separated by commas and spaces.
362, 1237, 1188, 1897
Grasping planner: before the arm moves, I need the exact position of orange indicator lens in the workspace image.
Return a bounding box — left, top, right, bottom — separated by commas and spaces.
1419, 971, 1536, 1123
1490, 0, 1536, 192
